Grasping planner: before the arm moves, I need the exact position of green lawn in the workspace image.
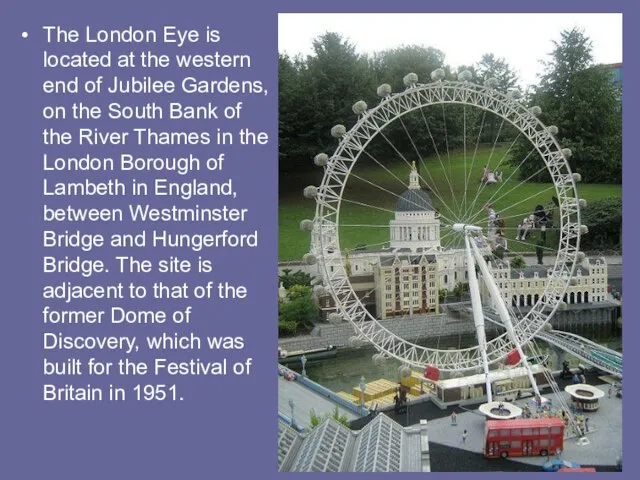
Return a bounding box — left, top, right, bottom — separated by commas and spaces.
279, 146, 622, 261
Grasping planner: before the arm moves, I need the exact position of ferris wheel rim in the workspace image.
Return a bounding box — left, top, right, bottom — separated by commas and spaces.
312, 78, 581, 372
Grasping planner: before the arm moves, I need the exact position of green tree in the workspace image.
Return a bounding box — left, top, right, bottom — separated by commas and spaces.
452, 282, 469, 297
438, 288, 449, 303
309, 408, 321, 428
309, 406, 350, 429
278, 53, 314, 170
510, 255, 526, 269
278, 32, 373, 188
508, 28, 621, 183
331, 405, 350, 427
475, 54, 520, 143
579, 198, 622, 251
279, 269, 313, 289
367, 45, 450, 164
370, 45, 445, 91
278, 285, 319, 336
303, 32, 373, 150
475, 53, 519, 90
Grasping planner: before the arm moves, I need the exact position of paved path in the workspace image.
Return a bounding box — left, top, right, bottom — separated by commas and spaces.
425, 385, 622, 467
278, 376, 358, 428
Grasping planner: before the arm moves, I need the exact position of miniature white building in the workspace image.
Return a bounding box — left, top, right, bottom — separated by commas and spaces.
481, 257, 609, 310
389, 161, 441, 251
314, 164, 608, 320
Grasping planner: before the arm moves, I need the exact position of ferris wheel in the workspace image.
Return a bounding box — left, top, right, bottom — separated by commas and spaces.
301, 69, 586, 397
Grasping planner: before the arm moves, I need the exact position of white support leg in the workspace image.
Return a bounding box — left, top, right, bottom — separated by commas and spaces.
469, 237, 541, 398
464, 235, 493, 403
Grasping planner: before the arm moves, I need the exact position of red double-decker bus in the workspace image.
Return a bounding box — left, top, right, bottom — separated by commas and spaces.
484, 418, 564, 458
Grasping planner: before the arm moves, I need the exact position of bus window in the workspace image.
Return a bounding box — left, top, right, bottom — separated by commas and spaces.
488, 430, 498, 438
511, 441, 521, 448
500, 430, 510, 436
532, 429, 539, 436
551, 427, 562, 434
511, 429, 522, 436
540, 427, 549, 435
540, 439, 549, 447
522, 428, 532, 435
499, 441, 510, 449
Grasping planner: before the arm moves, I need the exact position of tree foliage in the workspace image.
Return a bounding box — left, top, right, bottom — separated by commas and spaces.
510, 256, 526, 269
279, 29, 620, 193
475, 53, 519, 90
279, 33, 372, 176
279, 269, 312, 289
508, 28, 621, 183
278, 33, 523, 188
278, 285, 318, 336
309, 406, 350, 429
452, 282, 469, 297
579, 198, 622, 251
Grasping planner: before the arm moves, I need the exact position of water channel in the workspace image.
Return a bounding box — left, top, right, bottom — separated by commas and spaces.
286, 332, 622, 395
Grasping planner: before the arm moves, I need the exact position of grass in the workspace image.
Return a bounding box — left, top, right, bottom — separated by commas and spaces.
279, 146, 622, 261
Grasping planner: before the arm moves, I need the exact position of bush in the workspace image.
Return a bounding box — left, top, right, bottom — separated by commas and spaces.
580, 198, 622, 252
510, 256, 526, 269
309, 406, 350, 429
279, 269, 313, 289
278, 285, 319, 336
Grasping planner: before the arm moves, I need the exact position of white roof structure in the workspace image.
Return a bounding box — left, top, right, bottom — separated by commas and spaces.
433, 364, 547, 389
278, 414, 430, 472
565, 384, 605, 400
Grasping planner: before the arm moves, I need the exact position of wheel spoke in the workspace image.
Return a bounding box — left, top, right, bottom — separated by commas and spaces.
417, 105, 461, 218
376, 127, 460, 221
462, 117, 506, 220
348, 170, 457, 226
397, 115, 460, 222
440, 103, 463, 215
464, 109, 488, 217
311, 80, 578, 373
463, 129, 525, 223
465, 163, 551, 227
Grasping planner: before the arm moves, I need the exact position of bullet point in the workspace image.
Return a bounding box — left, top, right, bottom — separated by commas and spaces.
22, 32, 28, 38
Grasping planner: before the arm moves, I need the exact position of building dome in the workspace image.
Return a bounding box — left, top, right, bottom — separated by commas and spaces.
396, 188, 434, 212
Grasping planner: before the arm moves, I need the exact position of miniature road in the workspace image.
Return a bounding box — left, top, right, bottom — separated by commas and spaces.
278, 376, 358, 428
425, 385, 622, 468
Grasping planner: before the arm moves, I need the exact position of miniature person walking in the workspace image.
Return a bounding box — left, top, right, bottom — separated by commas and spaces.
462, 429, 468, 444
608, 385, 613, 398
451, 411, 457, 426
485, 203, 497, 248
585, 417, 590, 433
536, 239, 545, 265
